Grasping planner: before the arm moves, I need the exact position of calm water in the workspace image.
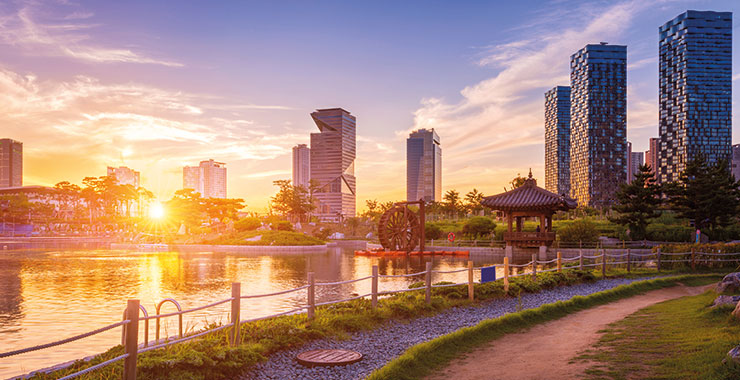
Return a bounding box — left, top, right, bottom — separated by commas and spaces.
0, 248, 499, 378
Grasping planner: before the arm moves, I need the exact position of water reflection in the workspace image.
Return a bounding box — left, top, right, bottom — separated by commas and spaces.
0, 248, 498, 378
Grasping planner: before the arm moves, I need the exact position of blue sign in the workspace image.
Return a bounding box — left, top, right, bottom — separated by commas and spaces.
481, 266, 497, 283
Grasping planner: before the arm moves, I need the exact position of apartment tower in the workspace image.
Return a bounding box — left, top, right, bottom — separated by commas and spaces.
659, 10, 732, 183
310, 108, 356, 221
183, 159, 227, 198
107, 166, 140, 187
406, 128, 442, 202
544, 86, 571, 195
292, 144, 311, 189
569, 43, 627, 208
0, 139, 22, 188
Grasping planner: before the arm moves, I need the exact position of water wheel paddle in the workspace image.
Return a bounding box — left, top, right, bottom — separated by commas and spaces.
378, 205, 421, 252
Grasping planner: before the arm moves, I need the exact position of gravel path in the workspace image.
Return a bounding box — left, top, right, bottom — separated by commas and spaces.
239, 277, 655, 380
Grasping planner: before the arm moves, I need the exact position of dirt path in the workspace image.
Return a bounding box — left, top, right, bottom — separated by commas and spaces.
425, 284, 712, 380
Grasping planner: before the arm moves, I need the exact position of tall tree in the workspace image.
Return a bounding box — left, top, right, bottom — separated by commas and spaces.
464, 188, 485, 215
443, 190, 461, 218
609, 164, 662, 240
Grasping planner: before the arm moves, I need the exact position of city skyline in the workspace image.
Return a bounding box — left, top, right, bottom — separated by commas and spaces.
2, 1, 740, 211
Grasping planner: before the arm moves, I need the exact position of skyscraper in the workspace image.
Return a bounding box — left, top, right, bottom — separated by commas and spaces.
627, 150, 644, 182
107, 166, 140, 187
732, 144, 740, 180
659, 10, 732, 183
544, 86, 571, 195
0, 139, 22, 188
406, 128, 442, 202
645, 137, 660, 177
292, 144, 311, 189
182, 159, 227, 198
310, 108, 356, 221
569, 43, 627, 208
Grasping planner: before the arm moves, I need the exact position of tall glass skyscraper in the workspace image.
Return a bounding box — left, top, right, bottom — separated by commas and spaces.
569, 43, 627, 208
292, 144, 310, 189
0, 139, 22, 188
544, 86, 571, 195
406, 128, 441, 202
658, 10, 732, 183
310, 108, 356, 221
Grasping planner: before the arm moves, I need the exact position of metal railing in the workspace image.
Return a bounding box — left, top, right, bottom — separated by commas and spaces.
4, 248, 739, 379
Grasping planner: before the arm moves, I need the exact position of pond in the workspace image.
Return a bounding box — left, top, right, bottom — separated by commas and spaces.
0, 247, 500, 378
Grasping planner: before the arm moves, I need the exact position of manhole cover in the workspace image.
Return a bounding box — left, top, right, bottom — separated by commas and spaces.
296, 349, 363, 367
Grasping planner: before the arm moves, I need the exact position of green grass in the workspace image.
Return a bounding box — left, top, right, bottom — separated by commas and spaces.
576, 286, 740, 380
366, 273, 724, 380
203, 230, 325, 246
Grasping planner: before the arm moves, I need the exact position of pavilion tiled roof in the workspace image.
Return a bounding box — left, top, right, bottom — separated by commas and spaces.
481, 173, 577, 212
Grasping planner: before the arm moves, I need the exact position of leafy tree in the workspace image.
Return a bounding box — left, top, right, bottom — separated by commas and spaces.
235, 217, 262, 231
464, 188, 485, 215
462, 216, 496, 238
609, 164, 662, 240
443, 190, 461, 218
270, 180, 315, 222
510, 174, 527, 189
345, 217, 361, 236
425, 223, 443, 240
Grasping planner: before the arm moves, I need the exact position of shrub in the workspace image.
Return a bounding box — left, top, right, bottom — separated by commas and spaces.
271, 220, 293, 231
234, 217, 261, 232
312, 226, 332, 240
645, 223, 693, 242
558, 219, 599, 242
462, 216, 496, 238
425, 223, 443, 240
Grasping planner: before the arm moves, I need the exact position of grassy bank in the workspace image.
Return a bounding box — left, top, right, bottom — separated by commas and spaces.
202, 230, 325, 246
577, 286, 740, 380
366, 273, 723, 380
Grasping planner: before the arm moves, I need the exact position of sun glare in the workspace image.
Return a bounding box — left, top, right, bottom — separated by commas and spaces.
149, 202, 165, 220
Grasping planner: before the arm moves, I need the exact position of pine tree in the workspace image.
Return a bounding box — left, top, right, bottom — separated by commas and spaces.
609, 164, 661, 240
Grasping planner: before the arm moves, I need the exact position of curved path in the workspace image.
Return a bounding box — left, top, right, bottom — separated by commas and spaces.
426, 284, 712, 380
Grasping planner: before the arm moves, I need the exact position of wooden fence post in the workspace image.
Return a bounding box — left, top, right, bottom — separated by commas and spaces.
425, 262, 432, 304
691, 248, 695, 271
503, 256, 510, 293
601, 249, 606, 277
307, 272, 315, 320
579, 249, 583, 271
123, 299, 140, 380
230, 282, 240, 346
626, 248, 631, 273
371, 265, 378, 309
531, 253, 537, 279
657, 248, 662, 272
557, 251, 562, 273
467, 261, 474, 301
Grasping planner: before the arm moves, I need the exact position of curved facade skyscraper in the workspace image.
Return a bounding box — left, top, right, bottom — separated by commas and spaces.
406, 128, 441, 202
310, 108, 356, 221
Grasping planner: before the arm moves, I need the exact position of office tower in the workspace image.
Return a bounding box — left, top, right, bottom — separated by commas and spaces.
732, 144, 740, 180
645, 137, 660, 177
0, 139, 22, 188
626, 141, 633, 181
659, 10, 732, 183
407, 128, 442, 202
569, 43, 627, 207
107, 166, 140, 187
182, 159, 227, 198
544, 86, 571, 195
292, 144, 311, 189
628, 151, 644, 182
310, 108, 356, 221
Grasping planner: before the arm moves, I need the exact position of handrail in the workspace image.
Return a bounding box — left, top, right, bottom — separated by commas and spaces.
241, 285, 310, 299
316, 276, 372, 286
0, 320, 129, 358
121, 304, 149, 347
156, 298, 183, 341
58, 353, 129, 380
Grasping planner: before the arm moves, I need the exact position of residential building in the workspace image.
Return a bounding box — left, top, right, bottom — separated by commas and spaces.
544, 86, 571, 195
292, 144, 311, 189
107, 166, 140, 188
182, 159, 227, 198
732, 144, 740, 180
645, 137, 660, 177
0, 139, 22, 188
659, 10, 732, 183
407, 128, 442, 202
628, 151, 644, 182
310, 108, 356, 221
569, 43, 627, 208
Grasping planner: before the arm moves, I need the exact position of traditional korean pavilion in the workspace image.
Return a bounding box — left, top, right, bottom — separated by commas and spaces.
481, 171, 576, 258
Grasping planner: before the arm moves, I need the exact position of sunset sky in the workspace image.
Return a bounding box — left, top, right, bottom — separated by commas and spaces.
2, 0, 739, 212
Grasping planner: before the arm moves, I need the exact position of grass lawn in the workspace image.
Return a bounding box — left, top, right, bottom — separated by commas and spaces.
576, 281, 740, 380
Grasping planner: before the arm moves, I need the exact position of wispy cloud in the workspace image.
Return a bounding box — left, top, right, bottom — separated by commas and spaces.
0, 3, 183, 66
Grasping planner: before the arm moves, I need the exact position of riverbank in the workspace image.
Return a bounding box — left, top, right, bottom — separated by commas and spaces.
110, 242, 331, 253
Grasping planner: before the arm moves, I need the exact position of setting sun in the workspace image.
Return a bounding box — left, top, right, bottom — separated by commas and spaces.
149, 202, 165, 220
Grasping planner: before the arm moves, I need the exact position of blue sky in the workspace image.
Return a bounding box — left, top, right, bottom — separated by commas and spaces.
0, 0, 738, 211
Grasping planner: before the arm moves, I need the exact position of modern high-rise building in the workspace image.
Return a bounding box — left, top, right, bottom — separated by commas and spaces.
658, 10, 732, 183
0, 139, 22, 188
107, 166, 140, 187
544, 86, 571, 195
628, 150, 644, 182
645, 137, 660, 177
569, 43, 627, 208
310, 108, 356, 221
292, 144, 311, 190
732, 144, 740, 180
406, 128, 442, 202
183, 159, 227, 198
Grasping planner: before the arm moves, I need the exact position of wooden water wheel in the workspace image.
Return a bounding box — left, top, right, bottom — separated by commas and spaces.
378, 205, 421, 252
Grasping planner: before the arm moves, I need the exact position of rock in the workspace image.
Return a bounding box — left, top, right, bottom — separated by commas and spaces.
723, 344, 740, 366
716, 272, 740, 293
711, 295, 740, 308
733, 303, 740, 320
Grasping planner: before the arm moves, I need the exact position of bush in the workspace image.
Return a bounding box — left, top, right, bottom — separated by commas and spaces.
234, 217, 261, 232
645, 223, 693, 242
462, 217, 496, 238
271, 220, 293, 231
205, 231, 324, 246
312, 226, 332, 240
558, 219, 599, 242
425, 223, 443, 240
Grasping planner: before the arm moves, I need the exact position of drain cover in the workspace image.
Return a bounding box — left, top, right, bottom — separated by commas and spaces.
296, 349, 363, 367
